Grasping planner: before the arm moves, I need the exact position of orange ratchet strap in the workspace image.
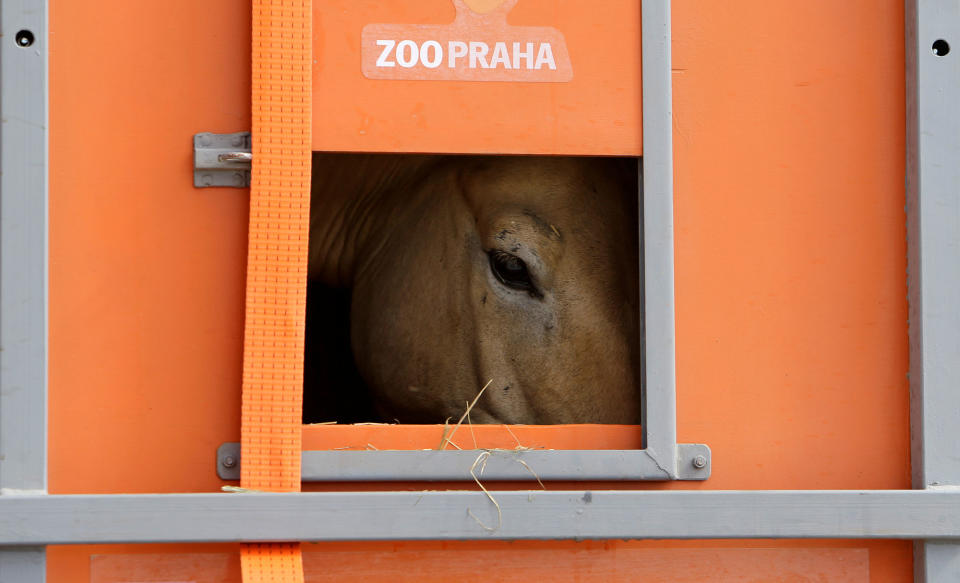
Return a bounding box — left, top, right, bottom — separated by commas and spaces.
240, 0, 311, 581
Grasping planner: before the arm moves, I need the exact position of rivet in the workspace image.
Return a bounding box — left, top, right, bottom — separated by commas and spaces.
222, 455, 237, 469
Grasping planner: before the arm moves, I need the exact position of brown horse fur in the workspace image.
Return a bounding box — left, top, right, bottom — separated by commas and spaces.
307, 153, 640, 424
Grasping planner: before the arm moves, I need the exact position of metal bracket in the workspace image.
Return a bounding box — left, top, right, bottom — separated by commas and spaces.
675, 443, 712, 480
193, 132, 251, 188
217, 442, 241, 480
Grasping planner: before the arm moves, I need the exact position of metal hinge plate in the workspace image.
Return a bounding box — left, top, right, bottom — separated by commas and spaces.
193, 132, 252, 188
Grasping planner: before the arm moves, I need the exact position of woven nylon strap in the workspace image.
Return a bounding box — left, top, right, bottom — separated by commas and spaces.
240, 0, 311, 581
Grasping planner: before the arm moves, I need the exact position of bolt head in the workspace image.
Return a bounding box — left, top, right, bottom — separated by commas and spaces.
692, 454, 707, 469
222, 455, 237, 468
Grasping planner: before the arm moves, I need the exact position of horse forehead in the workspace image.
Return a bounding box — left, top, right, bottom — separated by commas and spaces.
466, 156, 589, 192
461, 157, 621, 221
465, 159, 635, 276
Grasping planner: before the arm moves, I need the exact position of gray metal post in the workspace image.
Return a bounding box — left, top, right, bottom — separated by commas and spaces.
0, 0, 48, 579
906, 0, 960, 581
640, 0, 678, 475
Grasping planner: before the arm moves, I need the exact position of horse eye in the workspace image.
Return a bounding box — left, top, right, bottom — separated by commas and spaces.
488, 251, 539, 296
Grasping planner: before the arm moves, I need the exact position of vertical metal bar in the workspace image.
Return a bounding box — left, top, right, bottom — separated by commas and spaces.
0, 0, 49, 578
0, 546, 45, 582
0, 0, 49, 496
906, 0, 960, 580
640, 0, 677, 475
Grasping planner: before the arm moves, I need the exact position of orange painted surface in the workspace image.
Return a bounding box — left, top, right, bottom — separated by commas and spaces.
314, 0, 642, 155
52, 541, 913, 583
92, 546, 873, 582
48, 0, 909, 582
49, 0, 249, 497
302, 423, 644, 450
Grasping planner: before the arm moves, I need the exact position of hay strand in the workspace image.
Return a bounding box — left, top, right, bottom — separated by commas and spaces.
221, 486, 265, 494
515, 458, 545, 490
466, 400, 478, 449
440, 379, 493, 451
438, 417, 453, 450
466, 451, 502, 532
502, 424, 526, 450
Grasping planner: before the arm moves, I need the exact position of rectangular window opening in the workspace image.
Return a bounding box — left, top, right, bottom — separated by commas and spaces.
302, 153, 644, 456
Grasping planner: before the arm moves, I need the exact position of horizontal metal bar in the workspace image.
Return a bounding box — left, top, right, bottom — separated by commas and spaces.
217, 443, 711, 482
0, 490, 957, 545
301, 447, 710, 481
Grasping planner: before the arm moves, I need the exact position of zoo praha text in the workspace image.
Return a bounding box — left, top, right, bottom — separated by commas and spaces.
361, 2, 573, 82
375, 40, 558, 71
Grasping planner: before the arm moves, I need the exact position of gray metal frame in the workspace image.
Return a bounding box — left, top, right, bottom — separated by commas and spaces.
213, 0, 708, 486
906, 0, 960, 580
0, 0, 48, 580
0, 1, 956, 582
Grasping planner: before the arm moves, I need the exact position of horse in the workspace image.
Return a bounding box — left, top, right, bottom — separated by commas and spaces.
304, 153, 641, 425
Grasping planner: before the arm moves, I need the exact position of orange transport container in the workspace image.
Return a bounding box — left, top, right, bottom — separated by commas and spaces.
48, 0, 910, 581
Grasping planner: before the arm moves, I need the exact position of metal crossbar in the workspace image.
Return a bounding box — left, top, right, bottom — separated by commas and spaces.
0, 490, 958, 546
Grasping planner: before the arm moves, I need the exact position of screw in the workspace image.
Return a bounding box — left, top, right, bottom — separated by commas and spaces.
222, 455, 237, 469
692, 454, 707, 469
